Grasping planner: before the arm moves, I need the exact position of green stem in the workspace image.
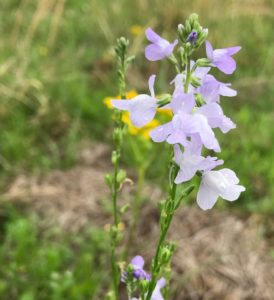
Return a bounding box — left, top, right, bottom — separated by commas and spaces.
145, 54, 191, 300
110, 39, 128, 300
145, 179, 177, 300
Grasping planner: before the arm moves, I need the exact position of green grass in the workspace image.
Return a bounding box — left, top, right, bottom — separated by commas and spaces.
0, 204, 110, 300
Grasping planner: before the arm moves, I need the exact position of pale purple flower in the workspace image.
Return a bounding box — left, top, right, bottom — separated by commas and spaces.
145, 28, 178, 61
111, 75, 157, 127
174, 142, 223, 184
150, 111, 221, 152
174, 143, 203, 183
131, 255, 151, 281
197, 74, 237, 103
197, 168, 245, 210
196, 103, 236, 133
151, 278, 166, 300
206, 40, 241, 74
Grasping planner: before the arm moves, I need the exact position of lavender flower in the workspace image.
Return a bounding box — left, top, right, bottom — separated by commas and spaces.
197, 74, 237, 103
196, 103, 236, 133
131, 255, 151, 281
111, 75, 157, 127
197, 168, 245, 210
145, 28, 178, 61
150, 110, 221, 152
206, 40, 241, 74
174, 142, 223, 184
151, 278, 166, 300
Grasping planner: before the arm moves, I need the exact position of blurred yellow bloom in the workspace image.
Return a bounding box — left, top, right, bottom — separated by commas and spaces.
157, 108, 173, 117
130, 25, 144, 36
122, 112, 160, 140
38, 46, 48, 56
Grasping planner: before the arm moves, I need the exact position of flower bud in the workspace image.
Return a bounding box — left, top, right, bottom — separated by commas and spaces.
111, 150, 119, 164
196, 58, 211, 67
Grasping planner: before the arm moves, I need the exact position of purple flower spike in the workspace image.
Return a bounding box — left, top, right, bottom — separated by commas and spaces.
145, 28, 178, 61
206, 40, 241, 74
197, 168, 245, 210
111, 75, 157, 127
186, 31, 198, 44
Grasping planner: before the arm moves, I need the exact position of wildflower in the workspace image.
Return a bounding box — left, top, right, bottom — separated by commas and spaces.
174, 142, 223, 184
145, 28, 178, 61
197, 74, 237, 103
150, 111, 220, 152
111, 75, 158, 127
205, 40, 241, 74
151, 278, 166, 300
130, 25, 143, 36
197, 168, 245, 210
196, 102, 236, 133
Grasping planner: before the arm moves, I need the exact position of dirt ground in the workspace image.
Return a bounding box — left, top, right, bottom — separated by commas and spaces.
5, 143, 274, 300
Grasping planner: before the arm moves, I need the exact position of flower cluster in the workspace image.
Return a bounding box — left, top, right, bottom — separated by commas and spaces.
122, 256, 165, 300
112, 16, 245, 211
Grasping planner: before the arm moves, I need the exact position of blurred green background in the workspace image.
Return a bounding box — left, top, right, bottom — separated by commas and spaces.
0, 0, 273, 299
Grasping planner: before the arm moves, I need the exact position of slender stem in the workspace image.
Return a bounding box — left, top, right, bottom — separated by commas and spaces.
145, 54, 191, 300
110, 39, 128, 300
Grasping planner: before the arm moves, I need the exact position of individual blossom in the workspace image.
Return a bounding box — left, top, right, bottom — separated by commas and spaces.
145, 28, 178, 61
196, 102, 236, 133
197, 74, 237, 103
205, 40, 241, 74
173, 141, 223, 184
111, 75, 158, 127
197, 168, 245, 210
125, 255, 151, 282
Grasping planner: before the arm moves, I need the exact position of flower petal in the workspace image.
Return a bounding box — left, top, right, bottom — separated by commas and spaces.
219, 184, 245, 201
215, 55, 236, 74
148, 74, 156, 98
226, 46, 241, 56
197, 181, 219, 210
150, 122, 172, 142
205, 40, 214, 60
145, 28, 163, 43
131, 255, 145, 269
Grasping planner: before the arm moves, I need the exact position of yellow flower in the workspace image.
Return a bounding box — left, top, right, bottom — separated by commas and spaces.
38, 46, 48, 56
130, 25, 144, 36
157, 107, 173, 117
122, 113, 160, 140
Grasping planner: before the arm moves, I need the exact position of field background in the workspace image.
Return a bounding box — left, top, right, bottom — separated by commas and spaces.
0, 0, 273, 299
